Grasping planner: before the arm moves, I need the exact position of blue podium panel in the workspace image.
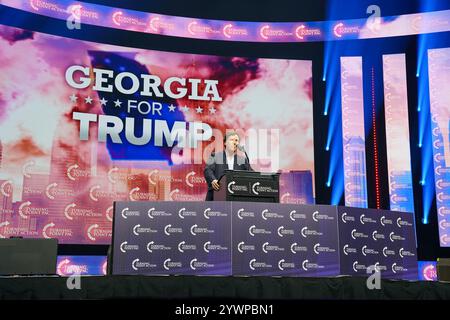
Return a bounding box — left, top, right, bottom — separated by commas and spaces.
231, 202, 339, 277
337, 207, 418, 280
113, 201, 231, 275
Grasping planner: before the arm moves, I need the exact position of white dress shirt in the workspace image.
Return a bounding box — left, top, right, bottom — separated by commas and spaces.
227, 154, 235, 170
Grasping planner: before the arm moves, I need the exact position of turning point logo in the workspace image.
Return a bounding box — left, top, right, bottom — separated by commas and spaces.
22, 160, 35, 178
64, 203, 76, 220
147, 207, 155, 219
148, 169, 158, 185
227, 181, 235, 194
42, 222, 56, 239
187, 21, 198, 35
19, 201, 31, 219
87, 224, 99, 241
169, 189, 179, 201
89, 185, 100, 201
0, 180, 13, 197
259, 25, 270, 39
149, 16, 160, 32
223, 23, 233, 38
106, 206, 113, 222
252, 182, 260, 195
112, 11, 123, 26
0, 221, 10, 238
66, 164, 79, 181
121, 207, 129, 219
203, 208, 211, 219
178, 208, 186, 219
295, 25, 306, 39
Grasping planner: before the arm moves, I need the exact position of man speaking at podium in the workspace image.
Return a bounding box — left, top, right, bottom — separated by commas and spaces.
204, 131, 253, 201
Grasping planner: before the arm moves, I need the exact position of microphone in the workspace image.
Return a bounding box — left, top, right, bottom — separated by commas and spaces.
237, 144, 250, 165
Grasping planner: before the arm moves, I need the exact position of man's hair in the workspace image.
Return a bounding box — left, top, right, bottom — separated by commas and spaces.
223, 131, 240, 143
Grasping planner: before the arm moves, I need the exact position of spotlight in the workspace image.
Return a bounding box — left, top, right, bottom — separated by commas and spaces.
326, 181, 331, 187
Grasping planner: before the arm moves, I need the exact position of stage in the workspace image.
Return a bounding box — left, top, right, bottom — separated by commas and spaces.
0, 275, 449, 300
2, 1, 450, 311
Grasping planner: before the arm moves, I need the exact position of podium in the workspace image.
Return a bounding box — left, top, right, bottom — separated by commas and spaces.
213, 170, 280, 202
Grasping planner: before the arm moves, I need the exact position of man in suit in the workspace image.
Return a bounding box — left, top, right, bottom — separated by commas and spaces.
204, 131, 253, 201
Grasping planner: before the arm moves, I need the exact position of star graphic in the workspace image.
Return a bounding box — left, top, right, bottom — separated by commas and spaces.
209, 106, 217, 114
168, 104, 176, 112
69, 94, 78, 103
114, 99, 122, 107
85, 96, 93, 104
196, 106, 203, 114
181, 105, 189, 113
99, 97, 108, 106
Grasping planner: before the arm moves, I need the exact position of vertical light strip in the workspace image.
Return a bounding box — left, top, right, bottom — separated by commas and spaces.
372, 67, 381, 209
382, 54, 415, 213
340, 56, 368, 208
428, 48, 450, 247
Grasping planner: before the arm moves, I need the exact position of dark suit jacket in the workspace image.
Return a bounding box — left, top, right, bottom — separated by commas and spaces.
203, 151, 253, 201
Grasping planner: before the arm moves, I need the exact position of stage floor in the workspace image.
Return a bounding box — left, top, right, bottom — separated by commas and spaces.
0, 275, 449, 300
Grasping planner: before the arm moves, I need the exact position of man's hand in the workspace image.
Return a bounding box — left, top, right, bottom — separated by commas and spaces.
212, 179, 220, 191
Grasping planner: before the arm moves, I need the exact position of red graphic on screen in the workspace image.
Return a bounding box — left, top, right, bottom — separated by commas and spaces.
0, 25, 314, 243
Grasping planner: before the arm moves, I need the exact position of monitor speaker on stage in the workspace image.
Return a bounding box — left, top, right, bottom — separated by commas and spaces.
0, 238, 58, 276
437, 258, 450, 282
